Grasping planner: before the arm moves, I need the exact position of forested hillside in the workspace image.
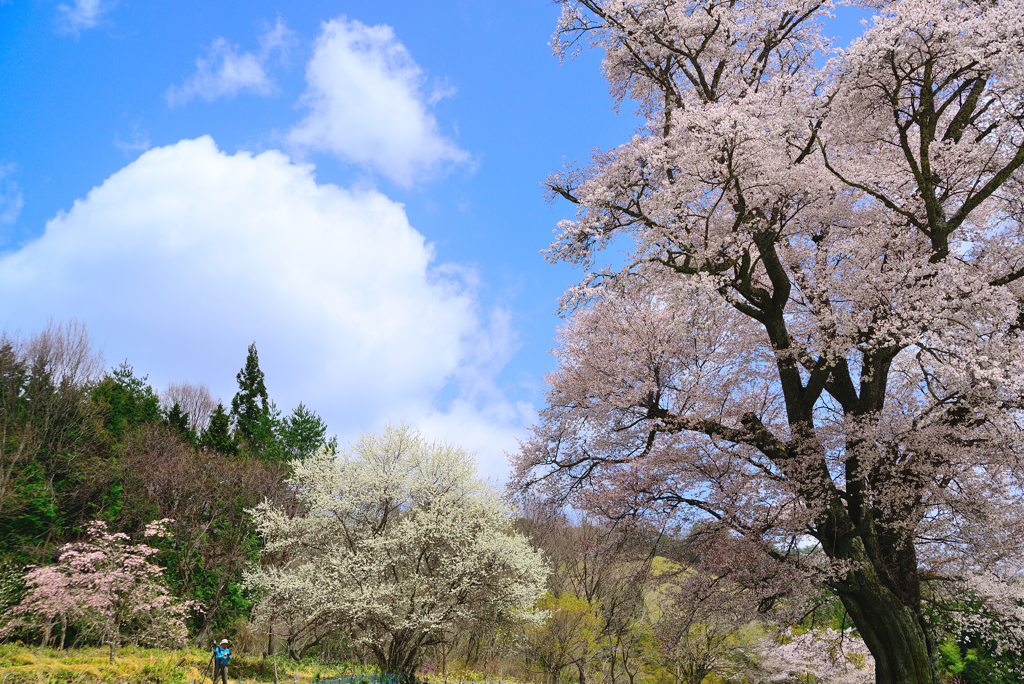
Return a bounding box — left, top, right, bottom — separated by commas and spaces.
0, 320, 333, 644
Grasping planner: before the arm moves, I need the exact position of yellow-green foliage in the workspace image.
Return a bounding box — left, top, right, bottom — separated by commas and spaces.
526, 592, 601, 680
0, 644, 333, 684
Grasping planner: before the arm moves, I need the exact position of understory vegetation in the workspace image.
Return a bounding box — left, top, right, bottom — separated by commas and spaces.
0, 322, 329, 650
0, 644, 397, 683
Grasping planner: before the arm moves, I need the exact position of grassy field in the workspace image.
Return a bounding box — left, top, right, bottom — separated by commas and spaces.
0, 644, 373, 684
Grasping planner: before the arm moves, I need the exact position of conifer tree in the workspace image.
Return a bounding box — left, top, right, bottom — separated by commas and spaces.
92, 362, 162, 440
280, 403, 336, 460
164, 402, 192, 444
200, 403, 236, 455
230, 343, 273, 451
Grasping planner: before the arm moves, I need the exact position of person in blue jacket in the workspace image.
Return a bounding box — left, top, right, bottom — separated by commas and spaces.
213, 638, 232, 684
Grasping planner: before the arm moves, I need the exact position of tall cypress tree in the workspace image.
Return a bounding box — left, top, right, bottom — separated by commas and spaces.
230, 343, 274, 453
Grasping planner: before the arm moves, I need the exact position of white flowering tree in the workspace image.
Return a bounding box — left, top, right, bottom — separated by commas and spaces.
246, 425, 548, 679
512, 1, 1024, 683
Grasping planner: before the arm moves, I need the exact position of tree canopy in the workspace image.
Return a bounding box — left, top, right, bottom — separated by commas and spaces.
514, 1, 1024, 682
246, 425, 549, 678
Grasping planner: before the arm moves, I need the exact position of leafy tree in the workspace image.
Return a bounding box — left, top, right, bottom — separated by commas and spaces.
519, 506, 660, 684
0, 519, 190, 663
650, 567, 764, 684
0, 322, 105, 558
246, 425, 548, 676
0, 340, 32, 523
200, 403, 237, 455
514, 1, 1024, 682
120, 426, 286, 645
0, 557, 23, 618
526, 593, 601, 684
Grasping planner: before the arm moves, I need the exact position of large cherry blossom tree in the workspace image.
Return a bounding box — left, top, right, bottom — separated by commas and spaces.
513, 2, 1024, 683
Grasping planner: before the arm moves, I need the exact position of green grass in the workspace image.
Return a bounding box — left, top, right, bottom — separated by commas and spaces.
0, 644, 342, 684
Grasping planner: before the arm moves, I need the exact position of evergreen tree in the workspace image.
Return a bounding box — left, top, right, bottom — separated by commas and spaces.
0, 342, 28, 427
230, 343, 272, 451
200, 403, 236, 455
92, 361, 162, 440
164, 401, 192, 444
280, 403, 336, 461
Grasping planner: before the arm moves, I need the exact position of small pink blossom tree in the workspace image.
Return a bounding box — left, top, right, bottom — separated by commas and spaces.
1, 561, 80, 651
1, 519, 191, 662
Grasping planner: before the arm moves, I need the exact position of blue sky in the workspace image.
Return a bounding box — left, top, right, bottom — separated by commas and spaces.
0, 0, 867, 478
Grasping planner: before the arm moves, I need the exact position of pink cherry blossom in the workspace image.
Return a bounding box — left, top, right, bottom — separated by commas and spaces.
1, 519, 192, 662
516, 2, 1024, 682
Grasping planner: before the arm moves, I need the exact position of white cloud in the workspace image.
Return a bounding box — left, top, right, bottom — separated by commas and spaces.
0, 137, 526, 479
258, 18, 297, 62
166, 20, 296, 107
113, 122, 151, 156
415, 307, 538, 481
56, 0, 115, 36
0, 163, 24, 227
418, 398, 536, 482
288, 17, 470, 187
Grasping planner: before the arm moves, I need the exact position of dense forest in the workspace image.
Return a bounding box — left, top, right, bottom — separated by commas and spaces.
0, 321, 332, 646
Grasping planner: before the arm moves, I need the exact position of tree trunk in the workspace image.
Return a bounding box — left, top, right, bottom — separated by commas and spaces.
833, 547, 936, 684
684, 666, 712, 684
109, 639, 117, 665
619, 639, 636, 684
606, 637, 617, 684
196, 620, 211, 648
196, 582, 228, 647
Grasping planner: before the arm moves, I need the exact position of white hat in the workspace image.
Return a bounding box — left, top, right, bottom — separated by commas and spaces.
220, 639, 229, 644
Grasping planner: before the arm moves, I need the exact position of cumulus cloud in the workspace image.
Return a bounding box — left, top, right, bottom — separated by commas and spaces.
288, 17, 470, 187
0, 163, 24, 227
56, 0, 115, 36
0, 137, 525, 479
166, 20, 296, 107
416, 307, 537, 480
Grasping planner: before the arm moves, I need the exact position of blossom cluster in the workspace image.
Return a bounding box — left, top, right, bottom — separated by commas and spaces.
245, 425, 548, 673
516, 0, 1024, 679
1, 519, 191, 653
